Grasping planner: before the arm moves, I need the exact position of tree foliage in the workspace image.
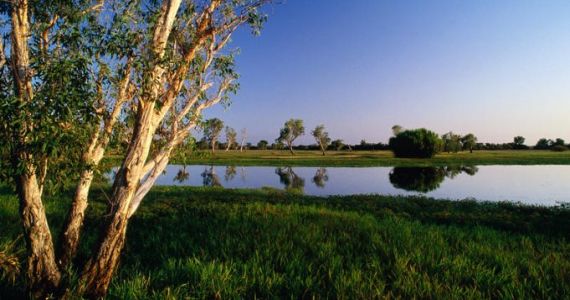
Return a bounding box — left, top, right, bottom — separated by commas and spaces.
277, 118, 304, 154
512, 136, 528, 149
441, 132, 462, 153
461, 133, 477, 153
0, 0, 273, 297
331, 139, 344, 151
203, 118, 225, 152
225, 126, 237, 150
257, 139, 268, 150
311, 124, 331, 155
389, 128, 442, 158
535, 138, 553, 150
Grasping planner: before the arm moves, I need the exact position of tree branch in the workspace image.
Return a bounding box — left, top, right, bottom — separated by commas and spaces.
0, 37, 6, 70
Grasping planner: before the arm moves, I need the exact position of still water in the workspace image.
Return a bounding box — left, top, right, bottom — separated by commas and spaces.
110, 165, 570, 206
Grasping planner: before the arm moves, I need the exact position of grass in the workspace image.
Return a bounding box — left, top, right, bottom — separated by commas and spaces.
166, 150, 570, 167
1, 185, 569, 298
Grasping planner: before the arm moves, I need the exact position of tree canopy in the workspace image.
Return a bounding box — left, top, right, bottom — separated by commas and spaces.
389, 128, 442, 158
311, 124, 331, 155
277, 118, 305, 155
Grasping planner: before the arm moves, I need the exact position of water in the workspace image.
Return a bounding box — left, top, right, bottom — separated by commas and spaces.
108, 165, 570, 206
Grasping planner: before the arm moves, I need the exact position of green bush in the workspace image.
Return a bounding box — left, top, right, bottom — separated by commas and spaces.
389, 129, 442, 158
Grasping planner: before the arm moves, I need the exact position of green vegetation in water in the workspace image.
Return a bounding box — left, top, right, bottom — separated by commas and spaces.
1, 186, 569, 298
158, 149, 570, 167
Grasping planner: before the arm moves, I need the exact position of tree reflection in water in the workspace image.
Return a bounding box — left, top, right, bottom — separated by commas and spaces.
173, 166, 190, 183
225, 165, 237, 181
275, 167, 305, 193
312, 167, 329, 188
389, 165, 479, 193
201, 166, 222, 187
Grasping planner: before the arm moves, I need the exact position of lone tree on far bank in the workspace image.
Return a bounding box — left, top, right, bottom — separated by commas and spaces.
461, 133, 477, 153
442, 131, 462, 153
277, 119, 305, 155
312, 124, 331, 155
204, 118, 225, 153
513, 136, 527, 149
239, 128, 248, 152
225, 126, 237, 151
389, 128, 442, 158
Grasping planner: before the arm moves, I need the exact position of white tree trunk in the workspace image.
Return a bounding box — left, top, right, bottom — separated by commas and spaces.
10, 1, 62, 297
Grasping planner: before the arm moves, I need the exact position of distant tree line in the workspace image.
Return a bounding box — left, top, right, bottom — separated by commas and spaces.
190, 119, 569, 155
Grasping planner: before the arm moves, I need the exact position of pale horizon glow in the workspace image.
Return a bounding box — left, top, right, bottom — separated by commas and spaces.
202, 0, 570, 146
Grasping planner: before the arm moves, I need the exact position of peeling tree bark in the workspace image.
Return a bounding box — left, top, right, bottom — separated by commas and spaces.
58, 61, 132, 269
79, 103, 159, 298
78, 1, 183, 297
16, 172, 62, 298
10, 0, 61, 297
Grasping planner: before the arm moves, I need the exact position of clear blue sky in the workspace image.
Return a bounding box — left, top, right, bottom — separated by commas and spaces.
202, 0, 570, 145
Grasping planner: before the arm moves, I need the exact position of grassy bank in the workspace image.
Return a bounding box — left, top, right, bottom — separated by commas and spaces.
168, 150, 570, 167
1, 186, 569, 298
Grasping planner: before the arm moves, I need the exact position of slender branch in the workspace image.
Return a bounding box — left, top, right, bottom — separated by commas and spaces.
133, 76, 232, 216
40, 15, 59, 55
79, 0, 105, 16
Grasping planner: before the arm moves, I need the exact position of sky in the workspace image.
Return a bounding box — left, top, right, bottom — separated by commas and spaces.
201, 0, 570, 145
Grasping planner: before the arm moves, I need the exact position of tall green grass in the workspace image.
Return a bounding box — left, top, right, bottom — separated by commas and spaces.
1, 186, 569, 298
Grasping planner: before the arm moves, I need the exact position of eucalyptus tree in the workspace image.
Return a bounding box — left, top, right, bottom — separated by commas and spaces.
442, 131, 462, 153
82, 2, 269, 296
461, 133, 477, 153
0, 0, 271, 298
311, 124, 331, 155
203, 118, 224, 153
239, 127, 247, 151
225, 126, 237, 150
1, 0, 100, 296
277, 118, 304, 155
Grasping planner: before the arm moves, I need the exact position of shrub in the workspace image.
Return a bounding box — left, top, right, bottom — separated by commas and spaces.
389, 128, 442, 158
551, 145, 568, 152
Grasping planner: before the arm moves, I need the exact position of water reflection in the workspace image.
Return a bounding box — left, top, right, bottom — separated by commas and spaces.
312, 168, 329, 188
225, 166, 237, 181
173, 167, 190, 183
275, 167, 305, 192
201, 166, 222, 187
389, 166, 478, 193
107, 164, 569, 205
